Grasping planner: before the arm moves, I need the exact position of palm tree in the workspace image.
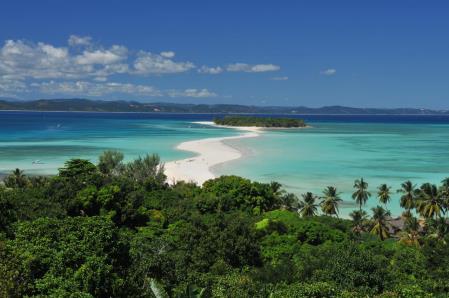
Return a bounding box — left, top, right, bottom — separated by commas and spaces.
320, 186, 343, 217
401, 209, 413, 220
370, 206, 391, 240
439, 178, 449, 215
427, 217, 449, 244
349, 209, 368, 236
400, 216, 421, 246
352, 178, 371, 211
377, 184, 391, 206
398, 180, 416, 213
298, 192, 319, 217
416, 183, 443, 219
4, 168, 28, 188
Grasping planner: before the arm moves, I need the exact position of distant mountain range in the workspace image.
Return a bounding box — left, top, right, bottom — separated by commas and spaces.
0, 98, 447, 115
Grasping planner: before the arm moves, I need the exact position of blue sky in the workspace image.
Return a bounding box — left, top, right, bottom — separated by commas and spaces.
0, 0, 448, 108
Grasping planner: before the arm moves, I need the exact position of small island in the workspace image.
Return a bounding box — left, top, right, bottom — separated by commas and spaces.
213, 115, 307, 128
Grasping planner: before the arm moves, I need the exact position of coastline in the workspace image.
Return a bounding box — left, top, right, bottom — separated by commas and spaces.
164, 121, 262, 185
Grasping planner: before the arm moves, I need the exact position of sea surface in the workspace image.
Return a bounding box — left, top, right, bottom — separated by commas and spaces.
2, 111, 449, 217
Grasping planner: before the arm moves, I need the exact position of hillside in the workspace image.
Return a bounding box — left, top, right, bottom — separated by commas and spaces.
0, 98, 447, 114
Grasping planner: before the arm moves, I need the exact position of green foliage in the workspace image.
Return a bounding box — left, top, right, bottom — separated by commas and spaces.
202, 175, 282, 213
1, 153, 449, 296
214, 115, 306, 128
270, 282, 339, 297
97, 150, 124, 176
0, 216, 127, 297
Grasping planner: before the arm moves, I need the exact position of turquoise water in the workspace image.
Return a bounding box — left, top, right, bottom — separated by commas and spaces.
0, 112, 236, 175
2, 112, 449, 216
216, 122, 449, 217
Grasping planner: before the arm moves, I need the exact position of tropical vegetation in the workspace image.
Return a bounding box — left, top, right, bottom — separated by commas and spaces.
213, 116, 306, 128
1, 151, 449, 297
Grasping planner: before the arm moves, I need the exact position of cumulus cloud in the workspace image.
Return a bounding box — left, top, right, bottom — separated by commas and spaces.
270, 76, 288, 81
32, 80, 162, 97
321, 68, 336, 76
0, 39, 129, 80
198, 66, 223, 74
0, 38, 194, 81
75, 45, 128, 65
0, 77, 28, 93
133, 51, 195, 74
160, 51, 175, 58
0, 35, 284, 99
68, 35, 92, 46
167, 88, 217, 98
30, 80, 217, 99
226, 63, 280, 73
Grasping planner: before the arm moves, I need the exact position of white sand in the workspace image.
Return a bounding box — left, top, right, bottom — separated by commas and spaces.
164, 121, 262, 185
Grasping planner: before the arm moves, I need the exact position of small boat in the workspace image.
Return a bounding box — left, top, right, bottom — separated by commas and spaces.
32, 160, 44, 164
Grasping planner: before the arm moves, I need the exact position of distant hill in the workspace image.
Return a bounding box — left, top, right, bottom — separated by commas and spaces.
0, 98, 447, 115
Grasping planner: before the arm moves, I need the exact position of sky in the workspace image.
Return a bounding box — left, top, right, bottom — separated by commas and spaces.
0, 0, 448, 108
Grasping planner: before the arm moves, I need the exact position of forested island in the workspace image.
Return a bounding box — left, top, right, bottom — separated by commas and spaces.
214, 116, 307, 128
1, 151, 449, 296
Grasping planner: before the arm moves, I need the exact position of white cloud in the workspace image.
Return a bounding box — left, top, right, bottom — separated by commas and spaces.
68, 35, 92, 46
33, 80, 162, 97
168, 88, 217, 98
226, 63, 280, 73
75, 45, 128, 65
321, 68, 336, 76
0, 77, 28, 93
0, 39, 129, 80
133, 51, 195, 74
160, 51, 175, 58
198, 65, 223, 74
31, 80, 217, 99
270, 76, 288, 81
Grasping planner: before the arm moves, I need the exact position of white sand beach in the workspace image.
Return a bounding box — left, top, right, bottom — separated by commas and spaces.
164, 121, 262, 185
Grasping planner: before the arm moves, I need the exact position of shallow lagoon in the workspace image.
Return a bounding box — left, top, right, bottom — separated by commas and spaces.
2, 111, 449, 216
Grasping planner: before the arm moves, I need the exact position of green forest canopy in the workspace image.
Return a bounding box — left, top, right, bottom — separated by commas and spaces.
213, 116, 307, 127
1, 151, 449, 297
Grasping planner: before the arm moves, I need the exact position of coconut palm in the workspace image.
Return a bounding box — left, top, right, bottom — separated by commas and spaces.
439, 177, 449, 214
349, 209, 368, 236
320, 186, 343, 217
352, 178, 371, 211
398, 180, 416, 212
370, 206, 391, 240
401, 209, 413, 220
298, 192, 319, 217
427, 217, 449, 243
4, 168, 28, 188
377, 184, 391, 206
400, 216, 421, 246
416, 183, 443, 219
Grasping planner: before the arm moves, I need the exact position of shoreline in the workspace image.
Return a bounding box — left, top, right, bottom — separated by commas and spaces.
164, 121, 262, 185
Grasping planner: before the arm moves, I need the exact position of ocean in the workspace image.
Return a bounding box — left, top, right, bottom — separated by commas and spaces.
2, 111, 449, 216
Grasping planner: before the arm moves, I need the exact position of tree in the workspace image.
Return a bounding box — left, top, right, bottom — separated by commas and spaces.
320, 186, 342, 217
125, 154, 166, 185
352, 178, 371, 211
416, 183, 443, 219
440, 177, 449, 215
400, 216, 421, 246
427, 217, 449, 243
3, 168, 28, 188
0, 216, 129, 297
98, 150, 124, 176
398, 180, 416, 212
377, 184, 391, 206
370, 206, 391, 241
349, 210, 368, 236
298, 192, 319, 217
